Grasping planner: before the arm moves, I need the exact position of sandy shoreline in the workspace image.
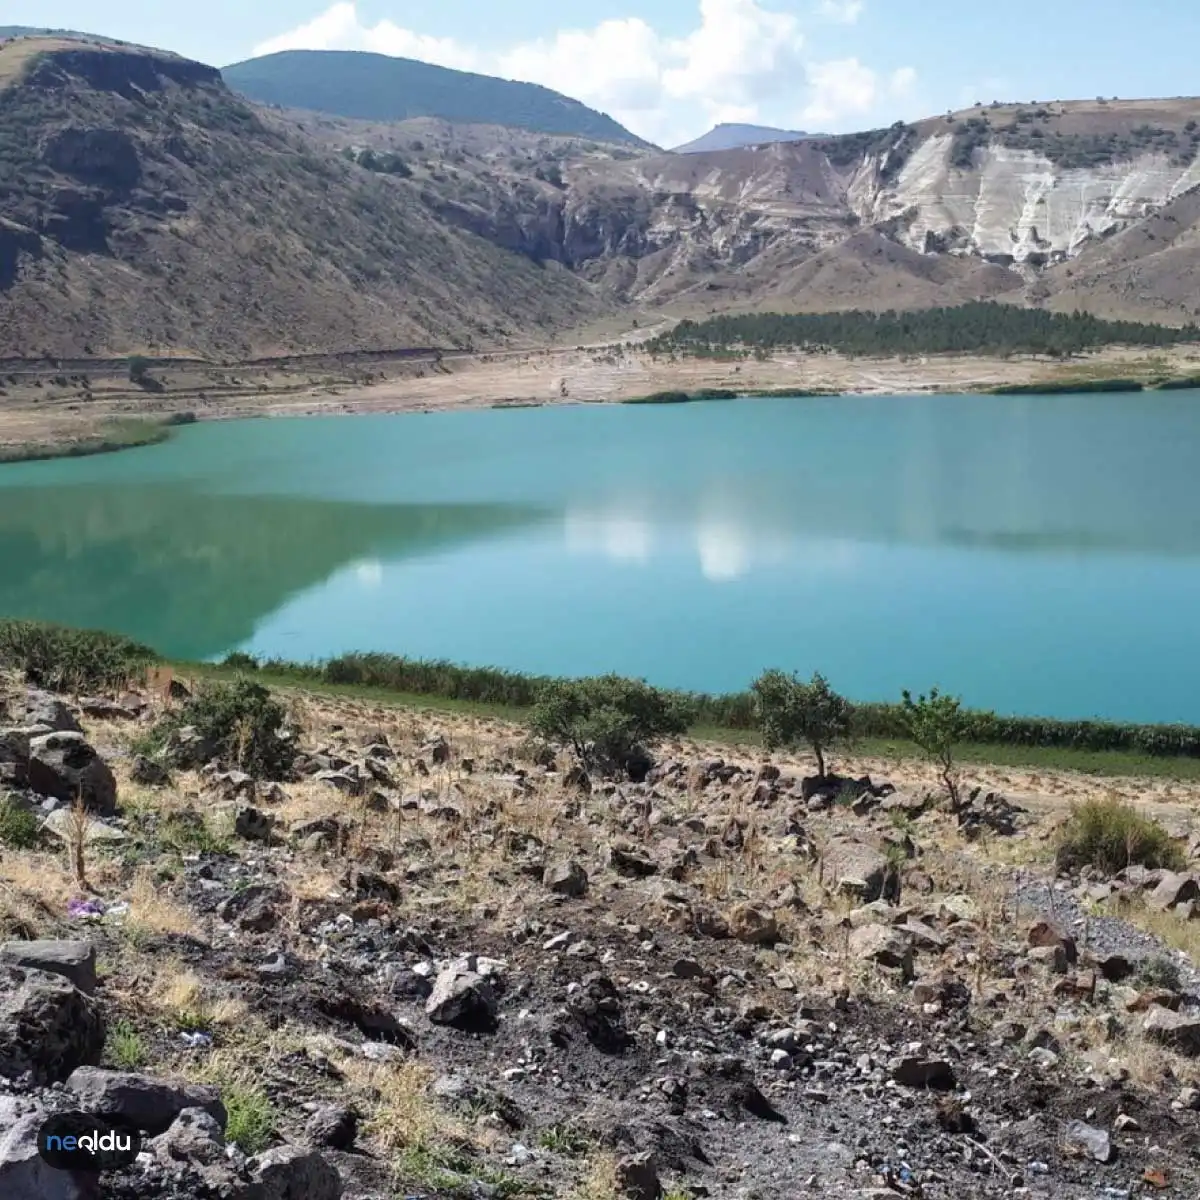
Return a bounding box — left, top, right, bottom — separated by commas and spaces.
1, 340, 1198, 455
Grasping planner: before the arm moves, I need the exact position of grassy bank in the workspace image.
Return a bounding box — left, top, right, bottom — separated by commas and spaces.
0, 414, 194, 466
7, 621, 1200, 778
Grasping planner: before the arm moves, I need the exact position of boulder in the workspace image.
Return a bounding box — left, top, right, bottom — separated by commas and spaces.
426, 958, 499, 1031
130, 754, 171, 787
0, 1101, 95, 1200
607, 842, 659, 878
234, 805, 275, 841
150, 1107, 225, 1166
0, 730, 30, 788
66, 1067, 226, 1135
1148, 872, 1200, 911
1063, 1119, 1113, 1164
0, 964, 104, 1084
848, 925, 913, 976
1142, 1006, 1200, 1056
27, 733, 116, 816
305, 1105, 357, 1151
248, 1145, 343, 1200
0, 940, 96, 994
22, 692, 82, 734
543, 860, 589, 897
614, 1150, 662, 1200
727, 903, 779, 945
892, 1057, 955, 1089
1027, 920, 1077, 963
216, 885, 280, 932
823, 838, 891, 903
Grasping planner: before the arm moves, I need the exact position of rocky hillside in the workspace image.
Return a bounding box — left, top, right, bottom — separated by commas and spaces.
4, 33, 1200, 359
2, 670, 1200, 1199
0, 39, 602, 358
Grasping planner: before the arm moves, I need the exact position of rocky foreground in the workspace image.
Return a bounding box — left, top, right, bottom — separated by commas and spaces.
1, 678, 1199, 1199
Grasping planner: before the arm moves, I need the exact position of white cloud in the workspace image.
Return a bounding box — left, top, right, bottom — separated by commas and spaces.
252, 1, 916, 144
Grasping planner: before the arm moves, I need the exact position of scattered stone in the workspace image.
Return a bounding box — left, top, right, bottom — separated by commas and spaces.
1063, 1119, 1114, 1164
607, 842, 658, 877
306, 1105, 357, 1151
893, 1057, 955, 1089
1142, 1007, 1200, 1056
315, 769, 362, 796
150, 1106, 226, 1166
27, 732, 116, 816
66, 1067, 226, 1135
614, 1150, 662, 1199
823, 838, 892, 903
1027, 920, 1077, 963
217, 884, 280, 932
544, 860, 589, 897
727, 903, 778, 945
234, 804, 275, 841
848, 925, 913, 976
130, 754, 171, 787
23, 692, 82, 734
0, 940, 96, 994
426, 957, 500, 1031
248, 1145, 343, 1200
0, 1101, 93, 1200
0, 964, 104, 1084
1148, 872, 1200, 911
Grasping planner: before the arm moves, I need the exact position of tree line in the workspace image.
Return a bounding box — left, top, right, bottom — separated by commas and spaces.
646, 304, 1200, 359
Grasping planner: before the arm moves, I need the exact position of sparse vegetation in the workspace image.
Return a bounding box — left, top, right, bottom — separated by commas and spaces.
105, 1020, 147, 1069
752, 670, 851, 777
531, 675, 691, 777
221, 1080, 277, 1154
0, 418, 177, 464
145, 678, 296, 778
1055, 797, 1185, 875
900, 687, 967, 807
0, 797, 40, 849
0, 619, 156, 692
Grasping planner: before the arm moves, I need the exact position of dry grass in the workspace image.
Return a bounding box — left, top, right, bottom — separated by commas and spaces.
340, 1058, 463, 1154
124, 868, 202, 940
571, 1152, 620, 1200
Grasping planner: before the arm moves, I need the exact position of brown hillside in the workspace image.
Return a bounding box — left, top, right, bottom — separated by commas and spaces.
0, 39, 602, 358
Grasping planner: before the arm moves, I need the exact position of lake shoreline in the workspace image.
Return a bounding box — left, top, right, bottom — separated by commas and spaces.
3, 340, 1200, 463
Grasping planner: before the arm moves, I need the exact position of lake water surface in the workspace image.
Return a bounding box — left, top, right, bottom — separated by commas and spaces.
2, 392, 1199, 722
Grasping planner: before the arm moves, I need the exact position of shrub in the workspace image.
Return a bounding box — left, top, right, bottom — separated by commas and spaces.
127, 355, 151, 384
0, 797, 40, 849
220, 651, 260, 672
1055, 797, 1184, 876
152, 679, 295, 779
752, 670, 851, 777
0, 620, 157, 693
900, 687, 968, 807
531, 675, 691, 778
1137, 955, 1183, 992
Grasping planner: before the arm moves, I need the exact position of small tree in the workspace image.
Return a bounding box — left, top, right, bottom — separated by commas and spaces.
900, 687, 967, 809
128, 355, 151, 385
751, 670, 851, 778
531, 675, 691, 779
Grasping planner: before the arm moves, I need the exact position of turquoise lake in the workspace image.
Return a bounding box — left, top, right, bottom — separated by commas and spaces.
1, 392, 1198, 722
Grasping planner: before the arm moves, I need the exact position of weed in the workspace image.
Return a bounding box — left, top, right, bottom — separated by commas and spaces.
0, 797, 40, 849
222, 1081, 276, 1154
537, 1123, 592, 1157
1138, 954, 1184, 992
106, 1020, 147, 1069
1055, 797, 1185, 875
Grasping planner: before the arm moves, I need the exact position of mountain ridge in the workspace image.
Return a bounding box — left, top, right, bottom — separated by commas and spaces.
673, 123, 815, 154
222, 49, 653, 147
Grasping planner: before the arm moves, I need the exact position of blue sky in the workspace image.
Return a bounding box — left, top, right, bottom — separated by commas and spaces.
15, 0, 1200, 145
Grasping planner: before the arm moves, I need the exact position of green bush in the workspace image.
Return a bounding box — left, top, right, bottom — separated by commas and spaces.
151, 679, 295, 779
0, 796, 40, 849
752, 670, 850, 777
0, 620, 157, 693
531, 674, 691, 777
901, 687, 967, 807
1055, 797, 1184, 875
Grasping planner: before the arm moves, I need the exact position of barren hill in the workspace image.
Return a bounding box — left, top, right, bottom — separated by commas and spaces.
0, 39, 602, 358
